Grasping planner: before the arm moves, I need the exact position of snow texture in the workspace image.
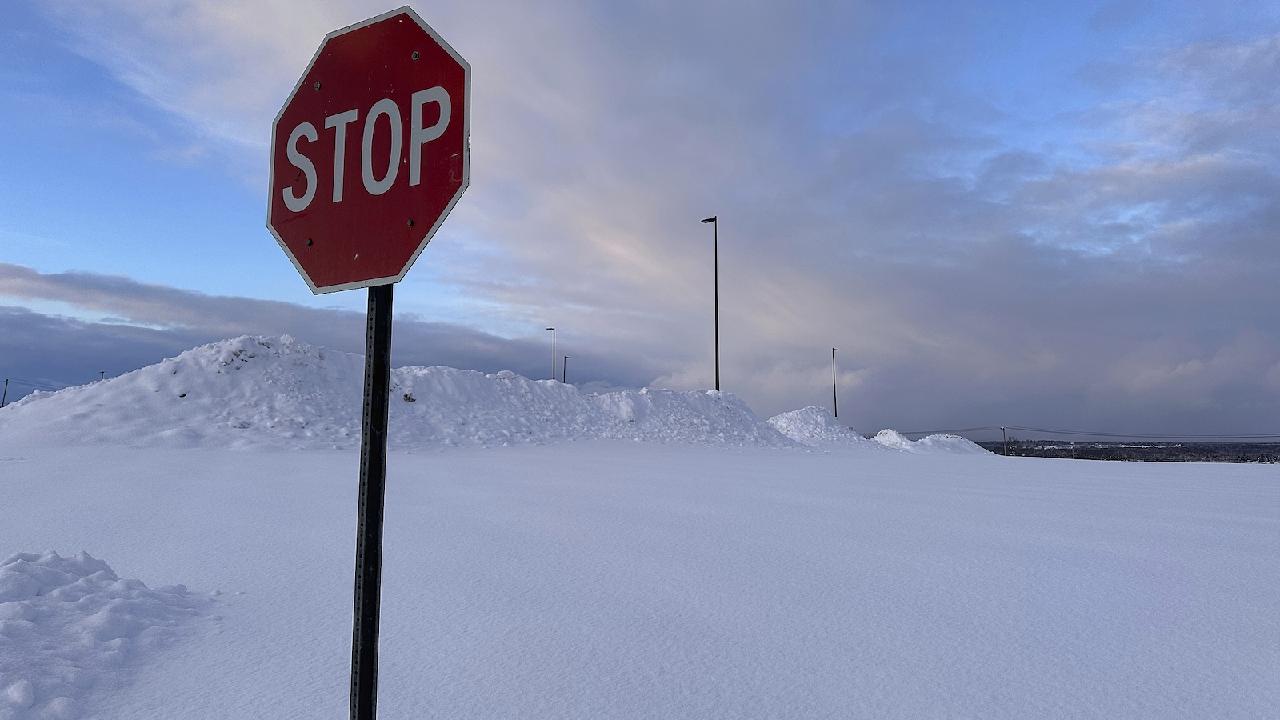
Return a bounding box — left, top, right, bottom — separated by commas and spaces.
0, 335, 986, 454
0, 445, 1274, 719
873, 428, 988, 454
0, 336, 789, 451
0, 551, 210, 720
766, 405, 875, 447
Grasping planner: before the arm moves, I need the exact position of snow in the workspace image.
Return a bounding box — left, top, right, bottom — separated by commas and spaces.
1, 444, 1275, 719
911, 432, 990, 454
872, 428, 917, 451
873, 428, 989, 454
767, 405, 874, 447
0, 551, 211, 720
2, 336, 1275, 718
0, 336, 788, 451
0, 336, 989, 454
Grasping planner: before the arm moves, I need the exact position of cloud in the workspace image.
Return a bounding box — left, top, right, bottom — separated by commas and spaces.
0, 263, 656, 400
20, 3, 1280, 435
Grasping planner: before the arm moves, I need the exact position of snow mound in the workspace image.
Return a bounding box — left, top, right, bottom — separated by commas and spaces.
873, 429, 989, 454
767, 406, 874, 447
0, 336, 791, 450
872, 429, 916, 451
0, 551, 210, 720
597, 389, 788, 445
913, 433, 990, 454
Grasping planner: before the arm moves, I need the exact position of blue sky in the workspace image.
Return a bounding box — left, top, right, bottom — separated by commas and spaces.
3, 0, 1279, 436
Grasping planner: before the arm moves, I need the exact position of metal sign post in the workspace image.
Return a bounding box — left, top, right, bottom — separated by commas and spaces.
350, 284, 393, 720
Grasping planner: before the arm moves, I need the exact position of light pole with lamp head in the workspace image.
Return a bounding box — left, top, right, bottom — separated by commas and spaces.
700, 216, 720, 391
832, 348, 838, 419
545, 327, 556, 381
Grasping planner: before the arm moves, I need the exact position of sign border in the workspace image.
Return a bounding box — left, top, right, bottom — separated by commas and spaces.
265, 5, 471, 295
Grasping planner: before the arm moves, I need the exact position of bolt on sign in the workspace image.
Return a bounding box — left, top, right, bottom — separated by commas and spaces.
265, 7, 469, 720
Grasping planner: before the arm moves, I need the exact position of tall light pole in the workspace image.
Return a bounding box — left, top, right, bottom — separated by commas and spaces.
545, 327, 556, 381
831, 347, 838, 419
562, 355, 570, 384
701, 216, 720, 391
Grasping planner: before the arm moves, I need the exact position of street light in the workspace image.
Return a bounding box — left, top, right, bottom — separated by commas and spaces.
545, 327, 556, 381
562, 355, 571, 384
700, 215, 720, 391
832, 348, 838, 419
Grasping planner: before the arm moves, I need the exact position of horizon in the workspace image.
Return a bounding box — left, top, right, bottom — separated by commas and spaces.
3, 330, 1277, 445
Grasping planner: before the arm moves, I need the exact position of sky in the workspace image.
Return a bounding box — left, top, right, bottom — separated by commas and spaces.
3, 0, 1279, 438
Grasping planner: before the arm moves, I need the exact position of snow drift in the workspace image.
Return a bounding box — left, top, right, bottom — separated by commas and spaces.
0, 551, 210, 720
767, 406, 875, 448
0, 336, 988, 453
0, 336, 789, 450
873, 429, 988, 454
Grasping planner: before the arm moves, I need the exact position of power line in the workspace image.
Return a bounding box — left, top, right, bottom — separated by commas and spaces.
897, 426, 1001, 436
5, 377, 64, 392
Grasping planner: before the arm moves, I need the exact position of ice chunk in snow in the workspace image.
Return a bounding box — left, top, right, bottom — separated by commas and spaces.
0, 551, 211, 720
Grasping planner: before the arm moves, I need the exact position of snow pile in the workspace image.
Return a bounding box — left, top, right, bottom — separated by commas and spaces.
597, 388, 787, 445
872, 429, 917, 451
0, 551, 210, 720
0, 336, 790, 450
912, 433, 990, 454
873, 429, 989, 454
0, 336, 366, 451
767, 406, 875, 448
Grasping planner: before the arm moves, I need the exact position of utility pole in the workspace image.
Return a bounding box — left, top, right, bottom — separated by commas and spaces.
831, 347, 838, 419
99, 371, 105, 381
701, 216, 720, 391
545, 327, 556, 381
1002, 426, 1008, 456
562, 355, 570, 384
1, 379, 7, 409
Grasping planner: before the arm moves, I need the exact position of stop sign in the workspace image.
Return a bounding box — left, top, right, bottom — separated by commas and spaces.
267, 7, 470, 293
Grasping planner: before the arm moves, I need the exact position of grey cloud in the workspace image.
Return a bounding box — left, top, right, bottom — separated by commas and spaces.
0, 263, 656, 402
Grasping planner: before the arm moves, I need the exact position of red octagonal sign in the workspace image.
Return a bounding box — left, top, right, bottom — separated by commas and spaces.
268, 6, 469, 293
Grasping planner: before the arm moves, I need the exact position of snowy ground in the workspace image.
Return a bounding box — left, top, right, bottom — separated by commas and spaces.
2, 442, 1276, 719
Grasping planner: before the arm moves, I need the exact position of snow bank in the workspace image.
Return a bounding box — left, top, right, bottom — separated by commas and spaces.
597, 388, 787, 445
912, 433, 990, 454
0, 336, 790, 450
872, 429, 916, 451
873, 429, 989, 454
0, 335, 996, 454
767, 406, 875, 448
0, 551, 210, 720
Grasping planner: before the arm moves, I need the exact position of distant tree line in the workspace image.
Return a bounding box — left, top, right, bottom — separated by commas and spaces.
976, 440, 1279, 463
